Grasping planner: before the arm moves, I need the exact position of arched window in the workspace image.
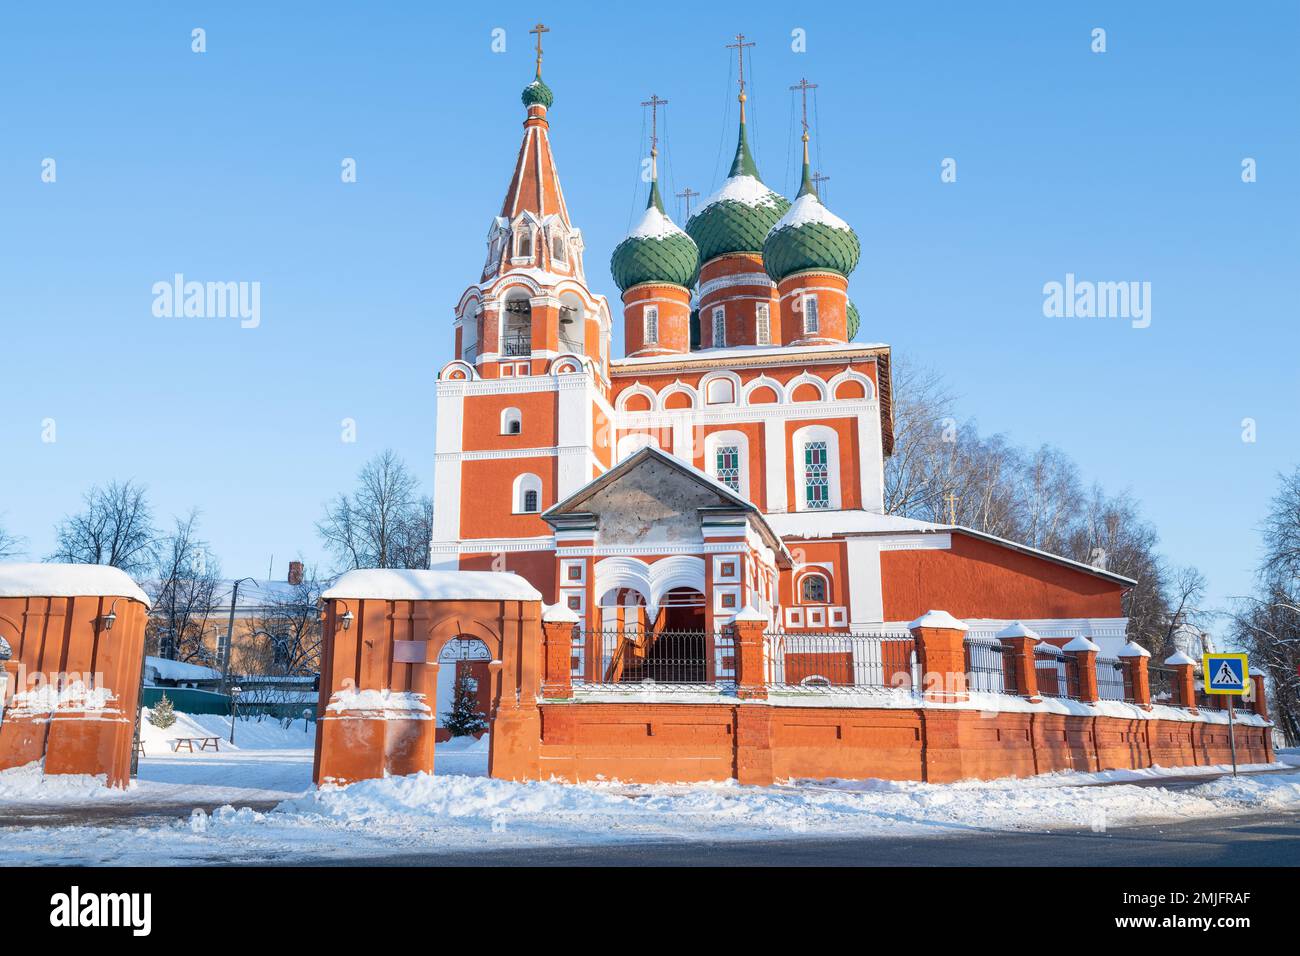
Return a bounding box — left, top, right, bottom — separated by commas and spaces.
793, 425, 841, 512
515, 229, 533, 259
802, 295, 820, 335
711, 306, 726, 347
551, 232, 567, 263
800, 573, 829, 604
513, 473, 543, 514
500, 407, 522, 435
704, 429, 750, 499
705, 378, 735, 405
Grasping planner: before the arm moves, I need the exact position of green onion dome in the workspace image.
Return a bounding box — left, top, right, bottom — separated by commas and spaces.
846, 299, 860, 340
685, 116, 789, 263
610, 177, 700, 291
522, 77, 554, 109
763, 157, 860, 283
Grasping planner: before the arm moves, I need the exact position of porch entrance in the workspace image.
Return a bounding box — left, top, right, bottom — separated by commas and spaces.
592, 586, 708, 684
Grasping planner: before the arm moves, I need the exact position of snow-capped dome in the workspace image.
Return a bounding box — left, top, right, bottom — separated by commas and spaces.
610, 178, 699, 291
763, 159, 860, 283
686, 118, 789, 263
522, 77, 553, 109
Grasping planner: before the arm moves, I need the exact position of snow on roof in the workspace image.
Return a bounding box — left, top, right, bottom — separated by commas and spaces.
995, 622, 1041, 640
0, 563, 150, 608
542, 603, 580, 623
909, 610, 969, 632
696, 174, 783, 211
769, 192, 852, 233
732, 605, 768, 623
322, 569, 541, 603
612, 342, 888, 369
1118, 641, 1152, 659
1062, 636, 1101, 653
627, 203, 689, 241
144, 655, 222, 683
765, 510, 944, 539
1165, 651, 1197, 666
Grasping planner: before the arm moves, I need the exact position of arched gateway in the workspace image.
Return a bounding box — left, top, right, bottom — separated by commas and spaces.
313, 569, 544, 785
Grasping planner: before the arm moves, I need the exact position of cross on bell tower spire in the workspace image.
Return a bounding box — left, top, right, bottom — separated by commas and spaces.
530, 22, 549, 79
641, 93, 668, 175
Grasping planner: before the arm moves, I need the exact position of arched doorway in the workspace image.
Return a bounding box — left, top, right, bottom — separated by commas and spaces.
592, 587, 707, 684
435, 637, 492, 754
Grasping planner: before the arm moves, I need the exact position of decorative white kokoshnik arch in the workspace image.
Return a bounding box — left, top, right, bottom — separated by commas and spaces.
592, 555, 706, 621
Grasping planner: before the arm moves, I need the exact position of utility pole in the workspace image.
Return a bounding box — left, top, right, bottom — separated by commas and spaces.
221, 577, 256, 692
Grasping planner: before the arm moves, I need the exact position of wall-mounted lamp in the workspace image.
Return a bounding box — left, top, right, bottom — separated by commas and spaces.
101, 600, 120, 632
339, 607, 355, 631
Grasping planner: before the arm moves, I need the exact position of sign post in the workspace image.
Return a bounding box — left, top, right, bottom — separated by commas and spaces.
1203, 653, 1248, 777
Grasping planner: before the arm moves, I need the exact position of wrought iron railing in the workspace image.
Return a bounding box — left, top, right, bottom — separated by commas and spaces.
964, 637, 1018, 695
765, 631, 916, 693
574, 630, 713, 689
1148, 664, 1177, 706
1096, 656, 1130, 702
502, 332, 531, 356
1034, 643, 1079, 699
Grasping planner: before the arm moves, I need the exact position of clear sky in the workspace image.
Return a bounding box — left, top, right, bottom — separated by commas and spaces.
1, 2, 1296, 623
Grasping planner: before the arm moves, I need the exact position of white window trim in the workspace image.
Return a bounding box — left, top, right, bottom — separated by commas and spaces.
703, 429, 750, 500
792, 424, 842, 512
802, 295, 820, 335
643, 305, 659, 345
711, 306, 726, 348
755, 303, 771, 346
500, 407, 522, 435
512, 472, 544, 514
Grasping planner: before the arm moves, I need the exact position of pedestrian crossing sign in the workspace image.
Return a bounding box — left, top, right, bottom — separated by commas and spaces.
1203, 653, 1248, 695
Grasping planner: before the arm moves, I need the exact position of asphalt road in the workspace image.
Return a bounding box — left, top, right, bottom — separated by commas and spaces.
287, 810, 1300, 867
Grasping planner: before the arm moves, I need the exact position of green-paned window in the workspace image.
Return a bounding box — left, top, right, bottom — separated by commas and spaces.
805, 440, 829, 509
716, 445, 741, 493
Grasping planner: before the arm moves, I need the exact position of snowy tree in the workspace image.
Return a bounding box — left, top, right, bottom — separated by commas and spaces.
317, 450, 433, 571
444, 672, 487, 737
147, 693, 177, 729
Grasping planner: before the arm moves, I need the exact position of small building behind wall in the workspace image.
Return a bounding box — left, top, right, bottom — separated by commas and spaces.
0, 563, 151, 789
313, 569, 543, 785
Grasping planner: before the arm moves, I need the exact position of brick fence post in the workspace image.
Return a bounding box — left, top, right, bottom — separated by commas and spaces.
1118, 641, 1152, 709
541, 604, 577, 700
996, 622, 1041, 702
909, 610, 969, 703
1063, 636, 1100, 703
731, 606, 769, 701
1249, 670, 1269, 720
1165, 651, 1198, 714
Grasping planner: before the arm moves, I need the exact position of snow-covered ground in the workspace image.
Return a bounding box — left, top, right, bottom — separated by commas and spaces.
1, 711, 1298, 865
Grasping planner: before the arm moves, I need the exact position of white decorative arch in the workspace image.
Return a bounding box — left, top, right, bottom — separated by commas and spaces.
439, 360, 476, 381
550, 352, 584, 375
659, 379, 698, 410
616, 432, 659, 462
742, 375, 785, 405
700, 370, 742, 406
827, 369, 876, 401
786, 371, 830, 403
616, 382, 658, 413
594, 556, 706, 620
792, 424, 842, 511
703, 429, 751, 499
512, 472, 543, 514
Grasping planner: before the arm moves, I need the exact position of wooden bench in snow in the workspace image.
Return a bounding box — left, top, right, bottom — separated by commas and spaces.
170, 736, 221, 753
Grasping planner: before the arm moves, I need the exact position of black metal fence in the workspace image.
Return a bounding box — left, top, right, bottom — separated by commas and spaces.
765, 632, 916, 692
1033, 643, 1079, 699
1148, 664, 1177, 706
577, 630, 711, 688
1095, 657, 1130, 702
964, 638, 1018, 695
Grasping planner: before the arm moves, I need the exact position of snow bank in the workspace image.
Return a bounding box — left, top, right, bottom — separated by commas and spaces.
325, 689, 431, 717
0, 761, 118, 800
140, 708, 315, 752
144, 656, 221, 683
0, 562, 150, 607
9, 681, 117, 715
323, 569, 540, 603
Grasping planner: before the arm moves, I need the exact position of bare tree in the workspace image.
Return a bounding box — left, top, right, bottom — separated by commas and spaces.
49, 479, 157, 575
317, 450, 431, 570
147, 510, 222, 664
882, 356, 957, 518
0, 518, 25, 560
243, 567, 324, 677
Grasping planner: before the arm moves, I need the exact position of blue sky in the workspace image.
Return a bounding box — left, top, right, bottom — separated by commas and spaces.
1, 2, 1296, 624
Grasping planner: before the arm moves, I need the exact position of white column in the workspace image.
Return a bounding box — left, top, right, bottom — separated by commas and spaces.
845, 536, 884, 626
431, 384, 465, 546
764, 417, 787, 513
857, 408, 885, 513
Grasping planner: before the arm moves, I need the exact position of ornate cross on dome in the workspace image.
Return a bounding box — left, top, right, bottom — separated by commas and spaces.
530, 22, 549, 78
725, 33, 755, 116
790, 77, 818, 138
641, 93, 668, 158
811, 169, 829, 198
676, 186, 699, 219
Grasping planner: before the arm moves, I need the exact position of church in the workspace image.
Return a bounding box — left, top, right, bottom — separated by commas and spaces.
429, 33, 1135, 691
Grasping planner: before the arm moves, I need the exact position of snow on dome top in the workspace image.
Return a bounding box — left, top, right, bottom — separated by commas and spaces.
698, 174, 784, 211
628, 203, 689, 241
0, 563, 150, 607
770, 191, 852, 233
322, 568, 542, 603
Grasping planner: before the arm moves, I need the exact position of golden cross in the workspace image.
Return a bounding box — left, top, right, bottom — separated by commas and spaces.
725, 33, 756, 105
641, 94, 668, 156
790, 77, 817, 135
945, 492, 959, 524
676, 186, 700, 219
530, 22, 549, 78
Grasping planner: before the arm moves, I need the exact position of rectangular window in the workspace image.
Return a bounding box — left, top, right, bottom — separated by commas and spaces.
805, 441, 830, 510
716, 445, 741, 493
755, 303, 771, 345
803, 296, 819, 334
516, 231, 532, 258
712, 307, 726, 347
644, 305, 659, 344
551, 233, 566, 263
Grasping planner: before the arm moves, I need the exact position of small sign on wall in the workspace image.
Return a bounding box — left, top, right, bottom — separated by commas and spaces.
393, 640, 430, 664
